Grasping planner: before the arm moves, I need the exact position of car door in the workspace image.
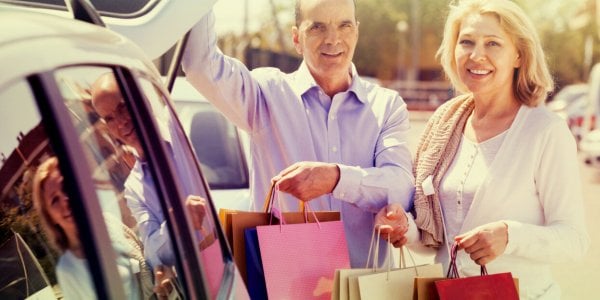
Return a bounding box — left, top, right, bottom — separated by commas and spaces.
0, 64, 246, 299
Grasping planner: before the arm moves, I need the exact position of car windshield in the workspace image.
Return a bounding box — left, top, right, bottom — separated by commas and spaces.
3, 0, 157, 16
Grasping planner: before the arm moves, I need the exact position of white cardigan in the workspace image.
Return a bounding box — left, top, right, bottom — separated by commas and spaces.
406, 105, 590, 299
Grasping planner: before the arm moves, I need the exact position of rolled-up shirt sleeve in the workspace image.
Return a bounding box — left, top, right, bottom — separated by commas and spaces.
333, 97, 415, 213
124, 177, 175, 268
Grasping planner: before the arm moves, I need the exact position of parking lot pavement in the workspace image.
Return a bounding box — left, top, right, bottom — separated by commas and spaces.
552, 162, 600, 300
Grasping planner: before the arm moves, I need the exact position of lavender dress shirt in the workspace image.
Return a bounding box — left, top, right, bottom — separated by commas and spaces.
182, 11, 414, 267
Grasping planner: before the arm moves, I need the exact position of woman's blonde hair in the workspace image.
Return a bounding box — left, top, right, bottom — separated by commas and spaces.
436, 0, 553, 106
32, 157, 69, 253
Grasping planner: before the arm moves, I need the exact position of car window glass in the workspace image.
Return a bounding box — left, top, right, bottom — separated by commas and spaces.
52, 66, 186, 299
0, 80, 91, 299
174, 101, 249, 190
136, 77, 225, 298
5, 0, 157, 16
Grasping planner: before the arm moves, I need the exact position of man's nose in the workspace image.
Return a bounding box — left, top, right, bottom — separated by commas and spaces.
324, 27, 340, 44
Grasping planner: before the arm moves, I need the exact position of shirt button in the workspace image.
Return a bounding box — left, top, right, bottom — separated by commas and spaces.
332, 146, 338, 152
340, 192, 345, 198
330, 115, 336, 120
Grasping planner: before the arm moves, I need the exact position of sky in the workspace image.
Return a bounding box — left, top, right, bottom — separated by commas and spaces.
213, 0, 271, 35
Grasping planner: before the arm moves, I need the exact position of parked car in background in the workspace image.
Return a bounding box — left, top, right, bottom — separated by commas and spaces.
171, 77, 252, 212
0, 1, 248, 299
547, 83, 590, 142
580, 129, 600, 168
578, 64, 600, 168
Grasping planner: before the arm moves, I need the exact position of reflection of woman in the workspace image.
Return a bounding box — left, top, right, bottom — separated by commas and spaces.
32, 157, 149, 299
376, 0, 589, 299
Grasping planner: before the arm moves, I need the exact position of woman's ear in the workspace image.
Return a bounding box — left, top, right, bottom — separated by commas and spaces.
513, 53, 522, 68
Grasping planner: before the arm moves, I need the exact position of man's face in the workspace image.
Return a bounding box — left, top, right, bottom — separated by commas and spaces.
92, 80, 139, 149
292, 0, 359, 83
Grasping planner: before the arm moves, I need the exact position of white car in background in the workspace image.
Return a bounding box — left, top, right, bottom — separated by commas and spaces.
547, 83, 589, 142
579, 64, 600, 168
580, 129, 600, 168
170, 77, 252, 211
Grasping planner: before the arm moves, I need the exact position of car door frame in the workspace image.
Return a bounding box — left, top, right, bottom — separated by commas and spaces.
28, 71, 127, 299
26, 65, 214, 299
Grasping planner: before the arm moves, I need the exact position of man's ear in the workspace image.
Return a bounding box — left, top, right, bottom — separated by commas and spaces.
292, 26, 302, 55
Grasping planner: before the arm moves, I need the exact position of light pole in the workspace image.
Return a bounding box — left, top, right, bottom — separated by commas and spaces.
396, 20, 409, 82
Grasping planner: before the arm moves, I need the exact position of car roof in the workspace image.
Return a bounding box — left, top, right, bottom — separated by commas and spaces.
1, 0, 216, 60
0, 7, 157, 85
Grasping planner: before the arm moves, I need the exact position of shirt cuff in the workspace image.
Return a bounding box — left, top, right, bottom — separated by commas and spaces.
502, 220, 523, 255
332, 164, 365, 203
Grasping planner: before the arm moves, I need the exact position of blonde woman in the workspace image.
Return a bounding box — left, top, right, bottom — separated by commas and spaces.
32, 157, 155, 299
375, 0, 589, 298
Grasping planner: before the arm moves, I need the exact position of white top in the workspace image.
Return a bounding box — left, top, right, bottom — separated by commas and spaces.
439, 131, 507, 244
56, 215, 142, 300
56, 251, 95, 300
405, 105, 590, 300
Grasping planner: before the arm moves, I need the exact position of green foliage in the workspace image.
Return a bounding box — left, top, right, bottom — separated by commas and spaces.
0, 165, 59, 284
230, 0, 598, 86
354, 0, 405, 78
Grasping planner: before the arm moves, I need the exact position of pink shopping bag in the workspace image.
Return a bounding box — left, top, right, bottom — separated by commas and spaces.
256, 219, 350, 300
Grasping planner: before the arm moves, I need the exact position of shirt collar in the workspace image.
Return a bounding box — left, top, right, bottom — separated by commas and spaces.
292, 61, 368, 104
347, 64, 368, 104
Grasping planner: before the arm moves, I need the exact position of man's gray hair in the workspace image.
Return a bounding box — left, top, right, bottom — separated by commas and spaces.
294, 0, 357, 26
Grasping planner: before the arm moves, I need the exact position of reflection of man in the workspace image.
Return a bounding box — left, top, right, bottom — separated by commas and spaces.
183, 0, 414, 267
91, 73, 207, 270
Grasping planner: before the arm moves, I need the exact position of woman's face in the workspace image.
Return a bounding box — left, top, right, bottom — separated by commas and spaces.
42, 168, 76, 237
454, 13, 521, 100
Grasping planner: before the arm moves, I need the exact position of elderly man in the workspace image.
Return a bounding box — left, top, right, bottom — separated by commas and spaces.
182, 0, 414, 267
91, 73, 208, 270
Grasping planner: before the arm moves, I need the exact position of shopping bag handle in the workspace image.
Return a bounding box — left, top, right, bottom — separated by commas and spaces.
447, 242, 488, 278
264, 183, 321, 227
365, 226, 383, 270
262, 181, 306, 213
365, 226, 420, 280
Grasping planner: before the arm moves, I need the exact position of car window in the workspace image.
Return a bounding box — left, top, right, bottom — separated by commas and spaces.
175, 101, 249, 190
0, 76, 136, 299
136, 77, 225, 298
4, 0, 157, 16
51, 66, 181, 299
0, 80, 60, 299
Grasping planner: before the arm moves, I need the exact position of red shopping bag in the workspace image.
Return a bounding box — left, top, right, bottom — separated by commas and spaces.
255, 189, 350, 300
434, 243, 519, 300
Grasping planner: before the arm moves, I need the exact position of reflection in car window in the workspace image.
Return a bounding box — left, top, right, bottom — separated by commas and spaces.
53, 67, 161, 299
0, 80, 60, 299
175, 101, 249, 190
137, 77, 225, 298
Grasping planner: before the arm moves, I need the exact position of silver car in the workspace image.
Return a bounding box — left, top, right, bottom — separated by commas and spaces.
0, 1, 248, 299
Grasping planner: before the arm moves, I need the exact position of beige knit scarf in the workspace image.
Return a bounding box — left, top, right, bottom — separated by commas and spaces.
413, 94, 474, 248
